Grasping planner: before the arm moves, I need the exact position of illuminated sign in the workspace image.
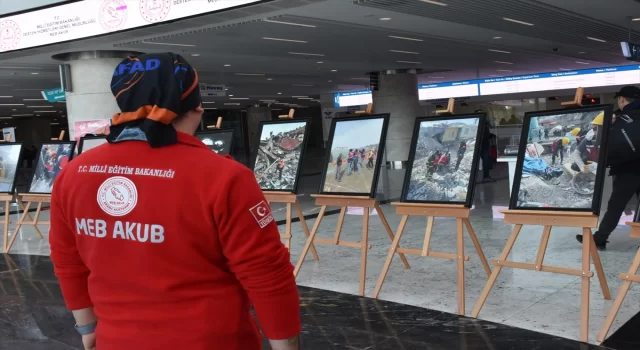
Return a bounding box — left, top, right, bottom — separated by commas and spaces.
333, 90, 372, 107
418, 64, 640, 100
0, 0, 261, 53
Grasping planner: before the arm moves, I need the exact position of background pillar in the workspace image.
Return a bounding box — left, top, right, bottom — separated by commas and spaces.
372, 72, 422, 200
246, 106, 272, 150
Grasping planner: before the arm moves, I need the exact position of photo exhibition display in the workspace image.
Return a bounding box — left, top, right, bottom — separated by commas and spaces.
0, 144, 22, 193
403, 114, 484, 206
321, 114, 389, 197
195, 130, 234, 156
29, 142, 75, 194
252, 120, 310, 192
510, 105, 612, 213
78, 136, 108, 154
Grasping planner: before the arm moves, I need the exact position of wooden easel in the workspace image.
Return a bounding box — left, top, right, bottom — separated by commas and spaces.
263, 191, 319, 260
1, 193, 14, 253
294, 194, 411, 296
52, 130, 65, 141
597, 221, 640, 342
279, 109, 295, 119
206, 117, 223, 129
561, 87, 584, 107
373, 202, 491, 315
472, 210, 611, 342
436, 98, 455, 115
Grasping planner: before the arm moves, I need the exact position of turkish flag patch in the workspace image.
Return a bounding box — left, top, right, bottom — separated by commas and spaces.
249, 200, 274, 228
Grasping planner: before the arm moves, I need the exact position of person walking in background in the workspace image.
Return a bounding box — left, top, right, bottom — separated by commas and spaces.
577, 86, 640, 250
360, 148, 366, 168
352, 149, 359, 173
347, 149, 353, 176
551, 137, 569, 165
476, 110, 495, 183
455, 141, 466, 171
49, 53, 301, 350
367, 147, 375, 169
336, 154, 343, 181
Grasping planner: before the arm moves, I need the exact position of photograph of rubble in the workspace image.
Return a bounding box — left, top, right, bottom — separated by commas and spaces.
78, 136, 107, 154
510, 105, 612, 213
29, 142, 75, 194
320, 114, 389, 197
402, 114, 484, 206
252, 119, 310, 192
195, 130, 234, 156
0, 143, 23, 193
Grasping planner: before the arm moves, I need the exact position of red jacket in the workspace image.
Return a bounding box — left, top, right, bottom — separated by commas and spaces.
49, 132, 300, 350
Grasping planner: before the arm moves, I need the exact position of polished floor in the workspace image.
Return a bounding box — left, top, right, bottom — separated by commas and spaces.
0, 253, 629, 350
4, 166, 640, 347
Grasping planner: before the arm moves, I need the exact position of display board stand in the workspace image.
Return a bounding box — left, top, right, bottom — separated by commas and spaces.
472, 210, 611, 342
0, 194, 14, 253
373, 202, 491, 315
597, 221, 640, 342
279, 109, 295, 119
263, 191, 319, 260
206, 117, 223, 129
52, 130, 65, 141
294, 194, 410, 296
561, 87, 584, 107
4, 194, 50, 253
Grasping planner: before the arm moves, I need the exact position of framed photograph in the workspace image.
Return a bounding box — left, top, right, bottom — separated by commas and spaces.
195, 129, 234, 156
0, 143, 23, 194
319, 114, 389, 197
509, 105, 612, 213
251, 119, 310, 193
28, 141, 76, 194
78, 135, 107, 154
401, 113, 485, 206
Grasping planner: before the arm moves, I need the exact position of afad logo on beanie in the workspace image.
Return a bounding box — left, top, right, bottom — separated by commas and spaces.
113, 58, 161, 77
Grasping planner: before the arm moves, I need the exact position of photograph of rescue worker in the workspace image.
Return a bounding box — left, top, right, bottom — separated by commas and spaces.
0, 144, 21, 193
49, 53, 301, 350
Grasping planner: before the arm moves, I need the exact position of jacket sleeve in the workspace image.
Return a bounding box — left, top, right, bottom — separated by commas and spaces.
49, 171, 92, 310
214, 166, 300, 340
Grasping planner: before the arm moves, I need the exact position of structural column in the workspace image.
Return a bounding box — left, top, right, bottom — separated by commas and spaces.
246, 106, 272, 150
53, 51, 140, 140
372, 71, 423, 200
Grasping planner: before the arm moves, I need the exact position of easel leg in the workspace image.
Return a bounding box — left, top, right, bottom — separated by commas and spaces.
472, 224, 523, 318
421, 216, 434, 256
294, 205, 327, 277
580, 227, 592, 343
588, 231, 611, 300
294, 201, 319, 261
282, 203, 292, 250
32, 201, 44, 240
2, 200, 9, 253
375, 203, 410, 269
373, 215, 409, 298
456, 218, 465, 315
333, 207, 347, 244
16, 198, 42, 238
6, 201, 32, 253
463, 219, 491, 277
534, 226, 552, 271
597, 247, 640, 342
359, 208, 370, 297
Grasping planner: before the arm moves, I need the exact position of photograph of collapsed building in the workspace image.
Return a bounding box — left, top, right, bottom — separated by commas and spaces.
510, 105, 612, 213
321, 114, 389, 196
78, 136, 107, 154
29, 142, 75, 194
0, 143, 22, 193
403, 114, 484, 206
195, 130, 234, 156
252, 120, 309, 192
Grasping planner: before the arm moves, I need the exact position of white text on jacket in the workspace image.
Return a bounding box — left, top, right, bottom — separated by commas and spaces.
75, 218, 164, 243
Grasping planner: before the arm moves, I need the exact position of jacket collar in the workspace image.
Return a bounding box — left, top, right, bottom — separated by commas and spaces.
623, 99, 640, 112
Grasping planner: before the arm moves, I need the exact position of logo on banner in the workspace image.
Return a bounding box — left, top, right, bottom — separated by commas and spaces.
99, 0, 128, 31
249, 200, 274, 228
140, 0, 171, 23
0, 20, 21, 51
97, 176, 138, 217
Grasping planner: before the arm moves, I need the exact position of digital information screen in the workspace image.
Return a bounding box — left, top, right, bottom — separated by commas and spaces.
417, 64, 640, 101
333, 90, 373, 107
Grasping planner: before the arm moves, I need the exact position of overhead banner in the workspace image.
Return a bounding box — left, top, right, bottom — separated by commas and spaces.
200, 83, 226, 97
41, 87, 65, 102
0, 0, 261, 52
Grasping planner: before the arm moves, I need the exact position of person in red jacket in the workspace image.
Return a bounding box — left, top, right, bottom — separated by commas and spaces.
49, 53, 301, 350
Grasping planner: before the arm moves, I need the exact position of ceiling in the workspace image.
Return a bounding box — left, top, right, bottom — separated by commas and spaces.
2, 0, 640, 120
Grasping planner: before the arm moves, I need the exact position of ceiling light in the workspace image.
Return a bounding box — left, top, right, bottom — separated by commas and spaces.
224, 64, 231, 67
34, 110, 57, 113
229, 95, 234, 97
297, 97, 314, 100
11, 109, 16, 111
26, 106, 53, 108
31, 72, 39, 75
331, 69, 338, 72
575, 61, 590, 65
421, 0, 448, 5
379, 17, 392, 21
23, 98, 46, 101
317, 61, 323, 64
488, 49, 511, 54
633, 18, 640, 21
277, 92, 282, 95
11, 114, 33, 117
502, 17, 534, 26
235, 73, 265, 76
191, 53, 200, 57
262, 37, 308, 43
230, 98, 250, 100
292, 96, 309, 98
267, 78, 273, 81
389, 49, 419, 54
493, 36, 502, 39
225, 88, 229, 91
578, 51, 586, 54
203, 102, 215, 104
263, 19, 317, 28
494, 60, 513, 64
51, 122, 60, 125
586, 36, 606, 43
0, 96, 12, 98
141, 41, 196, 47
288, 52, 325, 57
388, 35, 423, 42
0, 104, 24, 106
397, 60, 421, 64
497, 69, 512, 72
224, 103, 241, 105
328, 80, 333, 82
0, 117, 11, 120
